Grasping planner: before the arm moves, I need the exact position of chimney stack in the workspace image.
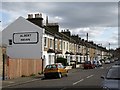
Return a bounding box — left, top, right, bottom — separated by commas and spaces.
27, 13, 43, 27
61, 29, 71, 37
46, 16, 48, 25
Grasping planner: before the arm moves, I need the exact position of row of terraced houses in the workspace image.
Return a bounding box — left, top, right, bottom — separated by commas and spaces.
1, 13, 110, 79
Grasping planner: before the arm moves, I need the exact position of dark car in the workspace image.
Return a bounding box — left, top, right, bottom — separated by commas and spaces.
83, 61, 95, 69
101, 65, 120, 90
114, 60, 120, 65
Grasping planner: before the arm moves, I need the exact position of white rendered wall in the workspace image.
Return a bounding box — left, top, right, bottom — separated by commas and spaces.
2, 17, 43, 59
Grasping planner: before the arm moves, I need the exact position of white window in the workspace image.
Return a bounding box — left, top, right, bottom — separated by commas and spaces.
64, 42, 65, 50
70, 43, 71, 52
70, 56, 72, 60
52, 55, 55, 64
49, 55, 52, 64
76, 56, 78, 61
59, 40, 62, 50
67, 42, 68, 51
44, 37, 47, 46
55, 40, 57, 49
50, 39, 52, 49
77, 45, 78, 52
80, 57, 82, 63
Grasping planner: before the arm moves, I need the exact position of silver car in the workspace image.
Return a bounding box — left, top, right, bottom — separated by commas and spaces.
104, 60, 111, 64
101, 65, 120, 90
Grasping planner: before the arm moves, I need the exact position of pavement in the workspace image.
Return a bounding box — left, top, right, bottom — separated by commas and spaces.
1, 74, 44, 88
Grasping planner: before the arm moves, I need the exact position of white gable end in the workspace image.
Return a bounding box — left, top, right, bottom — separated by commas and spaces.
2, 16, 44, 59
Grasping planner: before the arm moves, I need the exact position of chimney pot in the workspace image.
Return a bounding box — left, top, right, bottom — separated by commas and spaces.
82, 39, 84, 41
35, 13, 42, 18
28, 14, 33, 19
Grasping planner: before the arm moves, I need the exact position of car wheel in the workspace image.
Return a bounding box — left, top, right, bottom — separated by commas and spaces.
58, 73, 62, 78
65, 73, 68, 77
44, 75, 48, 79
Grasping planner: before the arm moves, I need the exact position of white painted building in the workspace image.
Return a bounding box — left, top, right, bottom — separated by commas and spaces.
62, 40, 70, 65
43, 32, 55, 67
2, 16, 44, 59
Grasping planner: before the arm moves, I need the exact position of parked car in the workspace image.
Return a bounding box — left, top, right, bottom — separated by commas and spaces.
44, 63, 68, 78
101, 65, 120, 90
100, 59, 105, 64
114, 58, 119, 61
83, 61, 95, 69
115, 60, 120, 65
110, 59, 115, 63
104, 60, 111, 64
93, 60, 102, 67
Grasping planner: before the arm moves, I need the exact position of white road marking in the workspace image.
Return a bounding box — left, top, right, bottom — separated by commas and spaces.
73, 79, 84, 85
60, 87, 67, 90
86, 75, 94, 79
9, 81, 15, 84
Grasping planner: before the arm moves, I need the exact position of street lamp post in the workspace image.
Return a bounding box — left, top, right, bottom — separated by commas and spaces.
109, 43, 110, 59
101, 44, 102, 60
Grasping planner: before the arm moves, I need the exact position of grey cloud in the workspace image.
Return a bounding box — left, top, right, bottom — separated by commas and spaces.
2, 2, 118, 28
1, 2, 118, 49
44, 2, 118, 28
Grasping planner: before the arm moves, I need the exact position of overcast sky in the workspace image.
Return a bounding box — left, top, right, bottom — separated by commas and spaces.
0, 1, 119, 49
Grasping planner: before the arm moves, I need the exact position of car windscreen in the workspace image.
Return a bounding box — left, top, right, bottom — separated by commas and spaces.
85, 61, 91, 64
106, 67, 120, 79
46, 64, 57, 69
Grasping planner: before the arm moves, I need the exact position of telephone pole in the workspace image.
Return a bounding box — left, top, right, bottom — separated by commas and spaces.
86, 33, 88, 61
109, 43, 110, 59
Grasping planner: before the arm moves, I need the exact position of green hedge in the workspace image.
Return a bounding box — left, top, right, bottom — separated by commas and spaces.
56, 57, 67, 66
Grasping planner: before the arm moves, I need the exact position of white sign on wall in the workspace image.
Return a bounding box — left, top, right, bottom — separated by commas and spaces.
13, 32, 39, 44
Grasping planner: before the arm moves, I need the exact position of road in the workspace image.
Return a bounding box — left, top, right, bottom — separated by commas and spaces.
2, 62, 115, 90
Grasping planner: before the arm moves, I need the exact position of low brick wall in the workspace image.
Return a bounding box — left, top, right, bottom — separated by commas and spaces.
6, 58, 42, 79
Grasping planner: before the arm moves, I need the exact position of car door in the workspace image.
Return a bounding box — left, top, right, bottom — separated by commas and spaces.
58, 64, 67, 75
